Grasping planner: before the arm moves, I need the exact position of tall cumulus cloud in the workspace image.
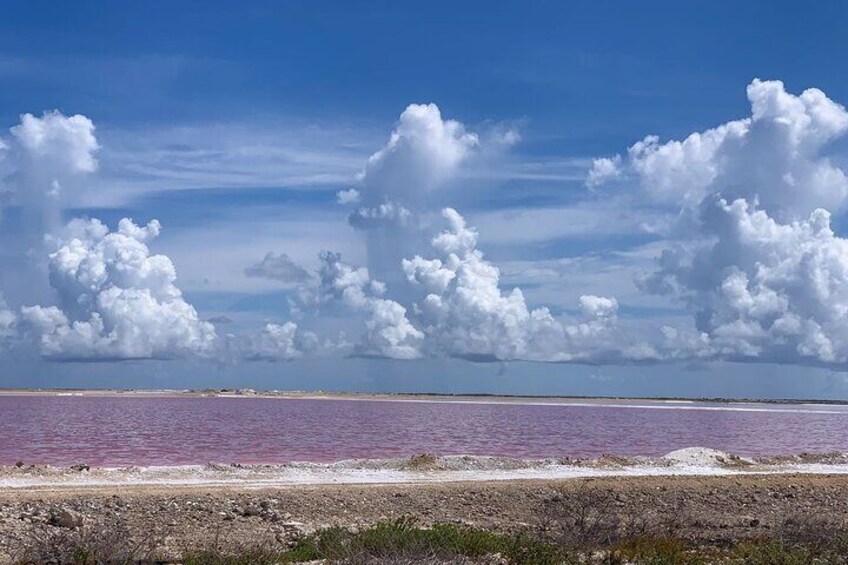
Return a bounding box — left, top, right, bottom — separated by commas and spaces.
339, 103, 480, 288
591, 79, 848, 366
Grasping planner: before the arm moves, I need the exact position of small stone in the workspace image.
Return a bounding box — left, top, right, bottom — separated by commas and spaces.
281, 520, 305, 532
50, 508, 83, 529
241, 504, 261, 517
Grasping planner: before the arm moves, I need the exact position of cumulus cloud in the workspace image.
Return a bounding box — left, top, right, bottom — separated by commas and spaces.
314, 251, 422, 359
3, 111, 99, 217
0, 110, 101, 267
347, 201, 412, 230
588, 78, 848, 366
361, 103, 479, 203
245, 252, 311, 284
402, 208, 623, 362
10, 111, 99, 176
589, 79, 848, 217
20, 218, 217, 360
585, 156, 621, 188
640, 197, 848, 364
242, 319, 352, 361
247, 322, 305, 360
336, 188, 360, 204
348, 103, 480, 287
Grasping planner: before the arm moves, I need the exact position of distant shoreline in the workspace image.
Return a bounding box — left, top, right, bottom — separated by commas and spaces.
0, 387, 846, 407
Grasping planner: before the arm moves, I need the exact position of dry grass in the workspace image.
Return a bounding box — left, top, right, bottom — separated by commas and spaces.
13, 519, 163, 564
537, 485, 685, 549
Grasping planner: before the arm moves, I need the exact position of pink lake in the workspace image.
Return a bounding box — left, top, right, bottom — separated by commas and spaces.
2, 395, 848, 466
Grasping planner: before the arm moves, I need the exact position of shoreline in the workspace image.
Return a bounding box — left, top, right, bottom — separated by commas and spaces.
4, 449, 848, 491
2, 387, 848, 409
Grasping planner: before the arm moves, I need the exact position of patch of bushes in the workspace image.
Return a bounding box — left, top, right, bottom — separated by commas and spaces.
14, 520, 163, 564
14, 514, 848, 564
282, 517, 566, 564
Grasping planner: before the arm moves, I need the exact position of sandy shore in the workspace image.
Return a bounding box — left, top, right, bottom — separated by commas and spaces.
2, 473, 848, 562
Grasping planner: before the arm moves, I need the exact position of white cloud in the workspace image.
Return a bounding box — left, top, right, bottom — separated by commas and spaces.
10, 111, 99, 176
641, 197, 848, 364
21, 217, 217, 360
578, 295, 618, 320
348, 201, 412, 230
586, 78, 848, 367
4, 111, 99, 214
313, 251, 422, 359
585, 155, 621, 188
349, 103, 480, 286
403, 208, 624, 362
336, 188, 361, 204
247, 322, 304, 361
245, 252, 311, 284
362, 103, 479, 202
0, 110, 100, 248
589, 79, 848, 217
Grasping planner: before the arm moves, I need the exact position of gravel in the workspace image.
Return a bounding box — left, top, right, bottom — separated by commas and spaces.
1, 474, 848, 561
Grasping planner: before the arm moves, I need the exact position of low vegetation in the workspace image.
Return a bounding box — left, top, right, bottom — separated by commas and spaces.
13, 516, 848, 564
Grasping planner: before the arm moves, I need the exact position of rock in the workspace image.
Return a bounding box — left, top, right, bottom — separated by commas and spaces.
241, 504, 261, 517
50, 508, 83, 528
70, 463, 90, 472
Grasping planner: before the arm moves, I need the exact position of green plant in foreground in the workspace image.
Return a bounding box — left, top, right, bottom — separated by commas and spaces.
182, 547, 286, 565
609, 536, 703, 565
730, 541, 817, 565
282, 518, 568, 564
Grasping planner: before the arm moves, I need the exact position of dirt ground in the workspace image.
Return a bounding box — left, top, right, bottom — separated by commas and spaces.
1, 473, 848, 562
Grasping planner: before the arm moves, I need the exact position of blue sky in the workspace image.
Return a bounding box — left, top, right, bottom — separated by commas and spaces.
2, 1, 848, 397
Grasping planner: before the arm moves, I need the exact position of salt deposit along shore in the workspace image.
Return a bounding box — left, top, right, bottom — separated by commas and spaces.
3, 448, 848, 490
2, 449, 848, 561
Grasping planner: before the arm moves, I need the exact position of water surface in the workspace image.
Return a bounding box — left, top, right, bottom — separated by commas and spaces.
1, 395, 847, 466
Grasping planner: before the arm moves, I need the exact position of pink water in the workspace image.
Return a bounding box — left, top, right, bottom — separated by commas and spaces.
2, 395, 848, 466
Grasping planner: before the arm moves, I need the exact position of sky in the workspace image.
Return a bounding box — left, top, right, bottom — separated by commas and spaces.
2, 1, 848, 398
